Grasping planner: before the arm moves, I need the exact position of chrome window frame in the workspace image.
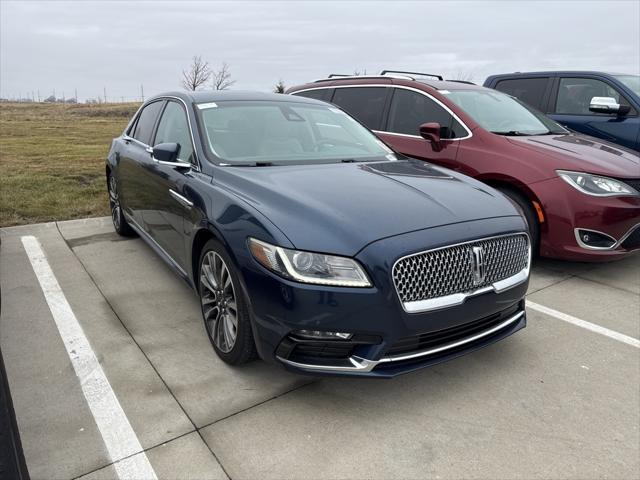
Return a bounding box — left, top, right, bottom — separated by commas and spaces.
122, 96, 201, 172
291, 84, 473, 141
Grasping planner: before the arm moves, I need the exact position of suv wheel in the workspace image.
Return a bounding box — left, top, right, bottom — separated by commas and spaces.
108, 174, 135, 237
497, 187, 539, 256
198, 239, 256, 365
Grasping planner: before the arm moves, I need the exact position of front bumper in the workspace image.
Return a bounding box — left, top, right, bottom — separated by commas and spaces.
534, 176, 640, 261
239, 217, 529, 377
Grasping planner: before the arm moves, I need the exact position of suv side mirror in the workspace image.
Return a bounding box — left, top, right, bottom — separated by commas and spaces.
589, 96, 630, 115
419, 122, 443, 151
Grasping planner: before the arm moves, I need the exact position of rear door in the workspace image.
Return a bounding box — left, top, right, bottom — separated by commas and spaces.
142, 100, 198, 271
549, 76, 639, 150
377, 87, 463, 168
119, 100, 165, 227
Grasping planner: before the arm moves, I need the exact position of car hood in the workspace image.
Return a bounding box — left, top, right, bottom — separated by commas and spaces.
217, 159, 520, 256
506, 133, 640, 178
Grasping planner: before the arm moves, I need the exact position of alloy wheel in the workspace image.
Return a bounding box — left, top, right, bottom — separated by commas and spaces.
200, 251, 238, 353
108, 176, 121, 231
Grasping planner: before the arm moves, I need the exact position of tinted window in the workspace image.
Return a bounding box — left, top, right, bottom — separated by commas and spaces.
294, 89, 330, 102
132, 101, 164, 145
555, 77, 631, 115
154, 101, 195, 163
494, 78, 549, 110
331, 87, 387, 129
387, 89, 466, 139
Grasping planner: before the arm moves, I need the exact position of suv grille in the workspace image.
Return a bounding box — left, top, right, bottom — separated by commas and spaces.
621, 225, 640, 250
393, 234, 529, 303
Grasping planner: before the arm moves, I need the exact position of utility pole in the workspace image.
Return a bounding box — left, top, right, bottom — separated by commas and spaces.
121, 96, 124, 103
62, 91, 65, 102
103, 86, 107, 103
53, 88, 56, 101
75, 88, 78, 102
140, 84, 144, 102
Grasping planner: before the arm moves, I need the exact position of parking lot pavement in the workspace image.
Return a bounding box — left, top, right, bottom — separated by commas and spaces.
1, 217, 638, 479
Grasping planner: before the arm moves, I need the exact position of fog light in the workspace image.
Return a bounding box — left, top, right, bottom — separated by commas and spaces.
293, 330, 353, 340
576, 229, 616, 248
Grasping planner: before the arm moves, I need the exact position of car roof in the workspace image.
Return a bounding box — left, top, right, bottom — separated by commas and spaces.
413, 79, 485, 91
487, 71, 630, 78
149, 90, 327, 105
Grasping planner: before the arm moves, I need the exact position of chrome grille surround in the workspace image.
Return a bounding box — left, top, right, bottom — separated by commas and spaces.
393, 233, 530, 313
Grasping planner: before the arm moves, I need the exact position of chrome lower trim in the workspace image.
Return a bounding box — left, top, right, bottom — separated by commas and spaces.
574, 223, 640, 251
276, 310, 524, 374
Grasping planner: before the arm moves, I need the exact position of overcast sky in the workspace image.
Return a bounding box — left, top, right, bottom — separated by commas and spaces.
1, 0, 639, 101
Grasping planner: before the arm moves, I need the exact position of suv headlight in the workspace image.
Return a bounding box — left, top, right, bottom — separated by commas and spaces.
248, 238, 372, 287
557, 170, 638, 196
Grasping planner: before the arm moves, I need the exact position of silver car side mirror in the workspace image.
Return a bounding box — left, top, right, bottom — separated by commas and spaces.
589, 96, 622, 114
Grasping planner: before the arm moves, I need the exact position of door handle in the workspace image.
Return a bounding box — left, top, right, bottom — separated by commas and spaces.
169, 189, 194, 208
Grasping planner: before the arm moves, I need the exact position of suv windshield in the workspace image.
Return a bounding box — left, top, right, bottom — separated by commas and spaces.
197, 100, 393, 165
443, 89, 566, 136
614, 75, 640, 96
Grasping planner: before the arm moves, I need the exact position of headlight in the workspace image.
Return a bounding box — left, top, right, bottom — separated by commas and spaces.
557, 170, 638, 197
248, 238, 372, 287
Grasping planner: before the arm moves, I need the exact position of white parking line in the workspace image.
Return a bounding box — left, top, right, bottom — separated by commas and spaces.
21, 236, 158, 480
527, 300, 640, 349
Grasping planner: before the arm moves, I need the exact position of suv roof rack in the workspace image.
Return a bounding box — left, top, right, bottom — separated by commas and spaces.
314, 74, 412, 83
380, 70, 444, 81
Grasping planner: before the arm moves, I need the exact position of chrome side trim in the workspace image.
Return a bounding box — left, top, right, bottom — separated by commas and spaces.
393, 232, 531, 314
574, 224, 640, 251
169, 189, 194, 208
291, 84, 473, 141
276, 310, 525, 373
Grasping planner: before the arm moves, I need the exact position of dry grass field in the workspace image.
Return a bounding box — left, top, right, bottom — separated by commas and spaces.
0, 102, 140, 226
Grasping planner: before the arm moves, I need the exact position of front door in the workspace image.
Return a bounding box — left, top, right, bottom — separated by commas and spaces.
142, 100, 198, 271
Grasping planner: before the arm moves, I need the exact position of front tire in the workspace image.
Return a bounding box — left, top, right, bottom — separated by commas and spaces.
497, 187, 539, 256
198, 239, 256, 365
108, 174, 136, 237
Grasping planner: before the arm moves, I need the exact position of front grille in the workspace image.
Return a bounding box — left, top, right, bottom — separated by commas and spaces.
393, 234, 529, 303
621, 225, 640, 250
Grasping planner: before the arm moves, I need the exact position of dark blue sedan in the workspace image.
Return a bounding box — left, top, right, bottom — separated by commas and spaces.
106, 91, 531, 377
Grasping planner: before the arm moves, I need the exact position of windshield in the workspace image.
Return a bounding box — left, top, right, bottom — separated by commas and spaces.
197, 100, 393, 165
614, 75, 640, 96
443, 89, 566, 136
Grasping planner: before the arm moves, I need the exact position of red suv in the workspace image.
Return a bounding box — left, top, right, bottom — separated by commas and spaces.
288, 71, 640, 262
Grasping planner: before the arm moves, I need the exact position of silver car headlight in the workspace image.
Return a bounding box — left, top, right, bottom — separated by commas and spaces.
248, 238, 372, 287
557, 170, 638, 197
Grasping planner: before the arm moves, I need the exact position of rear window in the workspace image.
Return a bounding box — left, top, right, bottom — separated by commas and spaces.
331, 87, 388, 130
494, 78, 549, 110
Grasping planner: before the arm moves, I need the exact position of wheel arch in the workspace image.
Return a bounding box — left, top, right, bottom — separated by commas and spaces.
478, 174, 546, 228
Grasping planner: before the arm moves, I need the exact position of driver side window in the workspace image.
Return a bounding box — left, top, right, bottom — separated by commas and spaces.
154, 101, 195, 163
555, 78, 630, 115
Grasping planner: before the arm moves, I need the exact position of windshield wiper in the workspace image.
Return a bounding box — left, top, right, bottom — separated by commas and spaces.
492, 130, 533, 136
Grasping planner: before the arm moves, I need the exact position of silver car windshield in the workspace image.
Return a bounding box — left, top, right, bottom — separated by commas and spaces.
443, 89, 566, 136
197, 100, 393, 165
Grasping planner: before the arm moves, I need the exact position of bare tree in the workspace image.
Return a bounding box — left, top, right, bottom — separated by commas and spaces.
274, 79, 286, 93
449, 71, 475, 83
353, 69, 368, 76
182, 55, 212, 91
212, 62, 236, 90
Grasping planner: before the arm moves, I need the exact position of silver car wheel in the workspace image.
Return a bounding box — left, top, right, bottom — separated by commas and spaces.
200, 251, 238, 353
108, 175, 121, 231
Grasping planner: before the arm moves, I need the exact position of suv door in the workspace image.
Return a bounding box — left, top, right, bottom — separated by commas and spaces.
143, 100, 198, 271
550, 76, 639, 150
119, 100, 165, 227
378, 87, 463, 168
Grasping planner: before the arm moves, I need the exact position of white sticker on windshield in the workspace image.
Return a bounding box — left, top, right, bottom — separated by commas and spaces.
197, 102, 218, 109
439, 90, 451, 94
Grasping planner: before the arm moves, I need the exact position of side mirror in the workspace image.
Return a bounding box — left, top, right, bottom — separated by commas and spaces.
589, 96, 629, 115
152, 142, 180, 162
419, 122, 443, 151
149, 143, 191, 168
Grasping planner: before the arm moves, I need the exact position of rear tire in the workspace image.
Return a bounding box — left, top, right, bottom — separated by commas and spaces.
198, 239, 257, 365
497, 187, 540, 256
108, 174, 136, 237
